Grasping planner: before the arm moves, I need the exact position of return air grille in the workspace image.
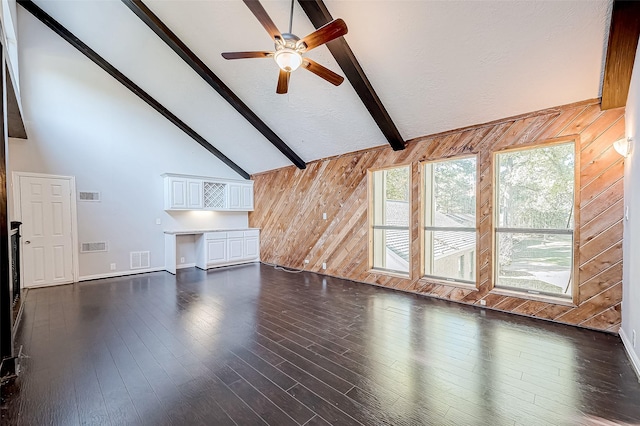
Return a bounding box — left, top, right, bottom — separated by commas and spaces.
78, 191, 101, 201
130, 251, 150, 269
80, 242, 108, 253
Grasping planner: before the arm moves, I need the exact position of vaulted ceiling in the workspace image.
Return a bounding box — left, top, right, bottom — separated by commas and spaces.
20, 0, 613, 175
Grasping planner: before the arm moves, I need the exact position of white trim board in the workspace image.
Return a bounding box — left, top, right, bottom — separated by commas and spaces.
78, 267, 165, 282
620, 329, 640, 382
176, 263, 196, 270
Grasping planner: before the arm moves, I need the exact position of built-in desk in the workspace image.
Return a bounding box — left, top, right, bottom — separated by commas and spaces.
164, 229, 260, 274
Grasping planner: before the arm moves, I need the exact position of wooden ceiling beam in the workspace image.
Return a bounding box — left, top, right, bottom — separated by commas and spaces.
601, 0, 640, 110
297, 0, 405, 151
18, 0, 250, 179
121, 0, 306, 170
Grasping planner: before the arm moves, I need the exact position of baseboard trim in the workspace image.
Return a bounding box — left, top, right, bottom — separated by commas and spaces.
620, 328, 640, 382
176, 263, 196, 270
78, 267, 165, 282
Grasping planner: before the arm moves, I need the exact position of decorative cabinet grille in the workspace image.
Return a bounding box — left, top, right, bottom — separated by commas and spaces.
204, 182, 226, 209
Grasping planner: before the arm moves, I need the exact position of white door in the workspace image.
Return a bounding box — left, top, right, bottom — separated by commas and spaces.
187, 179, 203, 209
169, 177, 187, 209
20, 176, 74, 287
228, 184, 241, 209
207, 239, 226, 265
227, 238, 244, 261
241, 185, 254, 210
244, 236, 259, 260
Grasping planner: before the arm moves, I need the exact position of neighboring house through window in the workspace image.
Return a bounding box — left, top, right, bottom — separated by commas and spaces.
370, 165, 410, 275
423, 156, 477, 285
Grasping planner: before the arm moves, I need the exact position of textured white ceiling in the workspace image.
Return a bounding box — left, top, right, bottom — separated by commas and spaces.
24, 0, 612, 174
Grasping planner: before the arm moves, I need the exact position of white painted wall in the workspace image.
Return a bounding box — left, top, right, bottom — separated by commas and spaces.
622, 37, 640, 379
9, 7, 249, 279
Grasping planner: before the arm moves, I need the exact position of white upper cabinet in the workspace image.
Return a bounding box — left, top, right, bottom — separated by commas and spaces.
228, 183, 242, 210
163, 173, 253, 211
165, 176, 203, 210
186, 179, 204, 209
241, 185, 254, 210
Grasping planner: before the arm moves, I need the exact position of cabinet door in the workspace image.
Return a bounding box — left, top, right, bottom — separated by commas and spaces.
187, 179, 203, 209
207, 239, 227, 264
228, 184, 241, 209
241, 185, 254, 210
244, 236, 259, 260
169, 178, 187, 209
227, 238, 244, 261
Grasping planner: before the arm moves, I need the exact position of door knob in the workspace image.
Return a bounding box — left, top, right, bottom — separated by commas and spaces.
24, 241, 30, 244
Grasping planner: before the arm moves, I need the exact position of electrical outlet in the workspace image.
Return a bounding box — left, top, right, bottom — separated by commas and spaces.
479, 299, 487, 306
156, 218, 162, 225
322, 212, 327, 220
110, 263, 116, 271
322, 262, 327, 270
304, 259, 310, 264
180, 257, 185, 264
633, 330, 637, 348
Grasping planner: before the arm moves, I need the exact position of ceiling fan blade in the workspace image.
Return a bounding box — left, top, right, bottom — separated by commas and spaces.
242, 0, 282, 42
302, 59, 344, 86
222, 51, 273, 60
276, 69, 290, 94
298, 18, 347, 51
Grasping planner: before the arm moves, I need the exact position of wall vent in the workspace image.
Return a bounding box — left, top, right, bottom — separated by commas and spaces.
80, 242, 108, 253
130, 251, 150, 269
79, 191, 101, 202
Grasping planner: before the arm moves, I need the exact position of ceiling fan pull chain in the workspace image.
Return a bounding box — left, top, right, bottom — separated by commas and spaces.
288, 0, 294, 34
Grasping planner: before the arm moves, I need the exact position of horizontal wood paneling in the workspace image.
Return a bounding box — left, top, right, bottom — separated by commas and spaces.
250, 99, 626, 332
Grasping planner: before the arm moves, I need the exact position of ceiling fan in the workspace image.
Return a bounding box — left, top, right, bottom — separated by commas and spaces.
222, 0, 348, 94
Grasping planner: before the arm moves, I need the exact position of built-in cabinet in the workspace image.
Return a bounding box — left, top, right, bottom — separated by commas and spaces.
163, 173, 253, 211
195, 230, 260, 270
164, 229, 260, 274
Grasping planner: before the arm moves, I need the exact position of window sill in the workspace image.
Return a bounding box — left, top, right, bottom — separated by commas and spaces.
369, 268, 410, 279
419, 276, 477, 290
489, 287, 576, 307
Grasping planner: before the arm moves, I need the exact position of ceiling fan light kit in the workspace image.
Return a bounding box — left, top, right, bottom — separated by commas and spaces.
222, 0, 348, 94
274, 33, 303, 72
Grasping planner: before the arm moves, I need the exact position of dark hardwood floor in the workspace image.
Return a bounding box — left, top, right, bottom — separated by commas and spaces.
1, 263, 640, 425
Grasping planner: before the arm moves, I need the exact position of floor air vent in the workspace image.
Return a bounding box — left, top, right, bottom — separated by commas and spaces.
78, 191, 101, 201
81, 242, 108, 253
130, 251, 150, 269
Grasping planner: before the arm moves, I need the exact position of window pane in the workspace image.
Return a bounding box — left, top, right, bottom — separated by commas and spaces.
371, 166, 410, 274
497, 143, 574, 229
426, 157, 476, 228
424, 230, 476, 282
372, 229, 410, 273
373, 167, 410, 227
496, 232, 572, 297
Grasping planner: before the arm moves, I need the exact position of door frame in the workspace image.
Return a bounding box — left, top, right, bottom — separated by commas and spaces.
12, 172, 79, 286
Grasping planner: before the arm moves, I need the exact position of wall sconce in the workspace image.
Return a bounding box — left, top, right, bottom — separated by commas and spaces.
613, 137, 633, 157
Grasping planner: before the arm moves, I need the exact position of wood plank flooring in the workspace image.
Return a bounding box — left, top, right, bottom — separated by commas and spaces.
2, 263, 640, 425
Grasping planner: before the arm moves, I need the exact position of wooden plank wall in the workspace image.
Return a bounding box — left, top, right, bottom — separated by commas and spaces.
250, 99, 626, 332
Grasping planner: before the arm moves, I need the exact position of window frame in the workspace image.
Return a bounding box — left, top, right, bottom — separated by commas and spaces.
419, 155, 479, 287
491, 137, 580, 304
368, 164, 412, 277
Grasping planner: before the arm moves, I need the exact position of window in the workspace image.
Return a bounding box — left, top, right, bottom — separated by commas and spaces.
495, 142, 576, 298
370, 166, 410, 274
423, 157, 477, 284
